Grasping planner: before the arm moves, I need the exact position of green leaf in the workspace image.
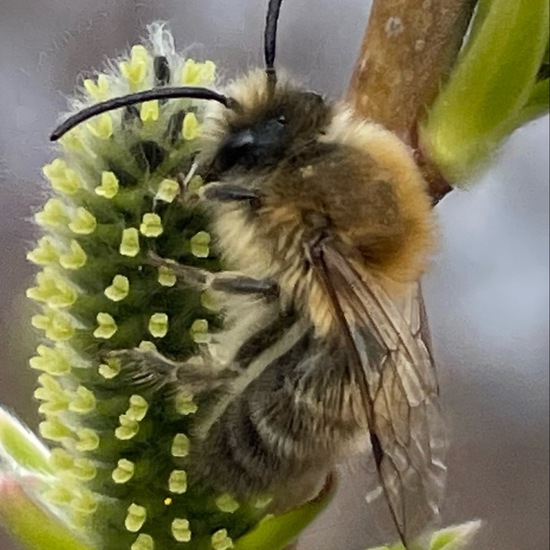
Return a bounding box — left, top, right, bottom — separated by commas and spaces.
0, 406, 52, 474
234, 479, 336, 550
0, 475, 96, 550
367, 520, 483, 550
420, 0, 549, 183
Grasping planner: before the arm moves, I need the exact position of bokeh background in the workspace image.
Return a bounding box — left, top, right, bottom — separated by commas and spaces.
0, 1, 548, 549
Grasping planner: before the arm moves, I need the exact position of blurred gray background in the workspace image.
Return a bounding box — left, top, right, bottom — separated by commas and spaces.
0, 1, 548, 549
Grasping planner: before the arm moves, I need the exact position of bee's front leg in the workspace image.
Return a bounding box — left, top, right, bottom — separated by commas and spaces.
108, 348, 237, 395
148, 252, 278, 299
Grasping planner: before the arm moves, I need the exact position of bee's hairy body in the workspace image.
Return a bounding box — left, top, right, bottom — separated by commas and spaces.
170, 69, 437, 509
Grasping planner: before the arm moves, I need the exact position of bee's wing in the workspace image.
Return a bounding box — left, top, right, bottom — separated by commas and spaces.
311, 241, 447, 546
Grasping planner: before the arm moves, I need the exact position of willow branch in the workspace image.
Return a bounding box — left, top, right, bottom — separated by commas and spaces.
347, 0, 477, 201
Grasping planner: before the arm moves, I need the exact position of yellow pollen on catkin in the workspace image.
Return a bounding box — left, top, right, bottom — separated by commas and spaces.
72, 489, 99, 515
112, 459, 135, 484
59, 240, 87, 270
31, 308, 75, 341
115, 414, 140, 440
215, 494, 240, 513
212, 529, 234, 550
168, 470, 188, 494
190, 319, 209, 344
180, 59, 216, 85
87, 113, 113, 140
120, 45, 150, 89
190, 231, 211, 258
84, 74, 110, 100
26, 269, 77, 308
182, 112, 200, 140
119, 228, 140, 257
34, 198, 70, 228
104, 275, 130, 302
70, 457, 97, 481
98, 357, 121, 379
171, 518, 192, 542
131, 534, 154, 550
50, 447, 74, 471
126, 395, 149, 422
171, 434, 190, 458
39, 418, 73, 442
125, 503, 147, 532
138, 340, 157, 353
69, 207, 97, 234
29, 344, 71, 376
174, 391, 198, 416
156, 178, 179, 203
96, 171, 119, 198
148, 313, 168, 338
158, 266, 176, 287
68, 385, 96, 414
140, 213, 163, 237
43, 159, 81, 195
27, 236, 60, 265
140, 100, 159, 122
75, 428, 100, 452
93, 312, 117, 339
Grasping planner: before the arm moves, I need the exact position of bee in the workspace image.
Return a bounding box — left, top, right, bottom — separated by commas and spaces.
51, 0, 447, 546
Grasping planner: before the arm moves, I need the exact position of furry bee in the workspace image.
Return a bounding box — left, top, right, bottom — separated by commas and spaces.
51, 0, 447, 546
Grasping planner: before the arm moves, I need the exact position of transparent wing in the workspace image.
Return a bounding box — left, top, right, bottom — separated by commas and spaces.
311, 241, 447, 546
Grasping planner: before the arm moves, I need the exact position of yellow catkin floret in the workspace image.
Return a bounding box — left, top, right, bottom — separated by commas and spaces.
75, 428, 100, 452
215, 494, 240, 513
27, 236, 60, 265
29, 344, 71, 376
171, 518, 192, 542
182, 112, 200, 140
120, 45, 150, 90
96, 171, 119, 198
112, 459, 135, 484
59, 240, 87, 270
34, 198, 70, 228
115, 414, 140, 440
93, 312, 117, 339
68, 385, 96, 414
156, 179, 180, 203
171, 433, 190, 458
148, 313, 169, 338
98, 357, 121, 379
119, 228, 140, 257
127, 395, 149, 422
168, 470, 188, 494
174, 391, 198, 416
190, 231, 211, 258
190, 318, 209, 344
87, 113, 113, 140
131, 534, 154, 550
84, 74, 110, 100
42, 159, 81, 194
157, 266, 176, 287
211, 529, 234, 550
140, 213, 163, 237
125, 503, 147, 532
68, 207, 97, 235
104, 275, 130, 302
140, 100, 159, 122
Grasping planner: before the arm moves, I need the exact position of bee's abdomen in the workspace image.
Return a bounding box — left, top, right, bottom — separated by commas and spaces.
190, 329, 367, 507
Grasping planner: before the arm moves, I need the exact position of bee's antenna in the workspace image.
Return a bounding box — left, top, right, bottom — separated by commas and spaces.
264, 0, 284, 90
50, 86, 239, 142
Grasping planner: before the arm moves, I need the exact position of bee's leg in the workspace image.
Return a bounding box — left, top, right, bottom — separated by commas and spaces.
108, 348, 237, 394
200, 182, 261, 205
148, 252, 278, 299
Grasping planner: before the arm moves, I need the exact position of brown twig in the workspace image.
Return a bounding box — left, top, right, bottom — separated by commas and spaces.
347, 0, 477, 202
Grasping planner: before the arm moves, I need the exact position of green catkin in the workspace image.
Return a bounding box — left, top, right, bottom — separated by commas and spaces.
27, 24, 266, 550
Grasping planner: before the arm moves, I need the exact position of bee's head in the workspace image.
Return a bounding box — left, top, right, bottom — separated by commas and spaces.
202, 71, 333, 176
